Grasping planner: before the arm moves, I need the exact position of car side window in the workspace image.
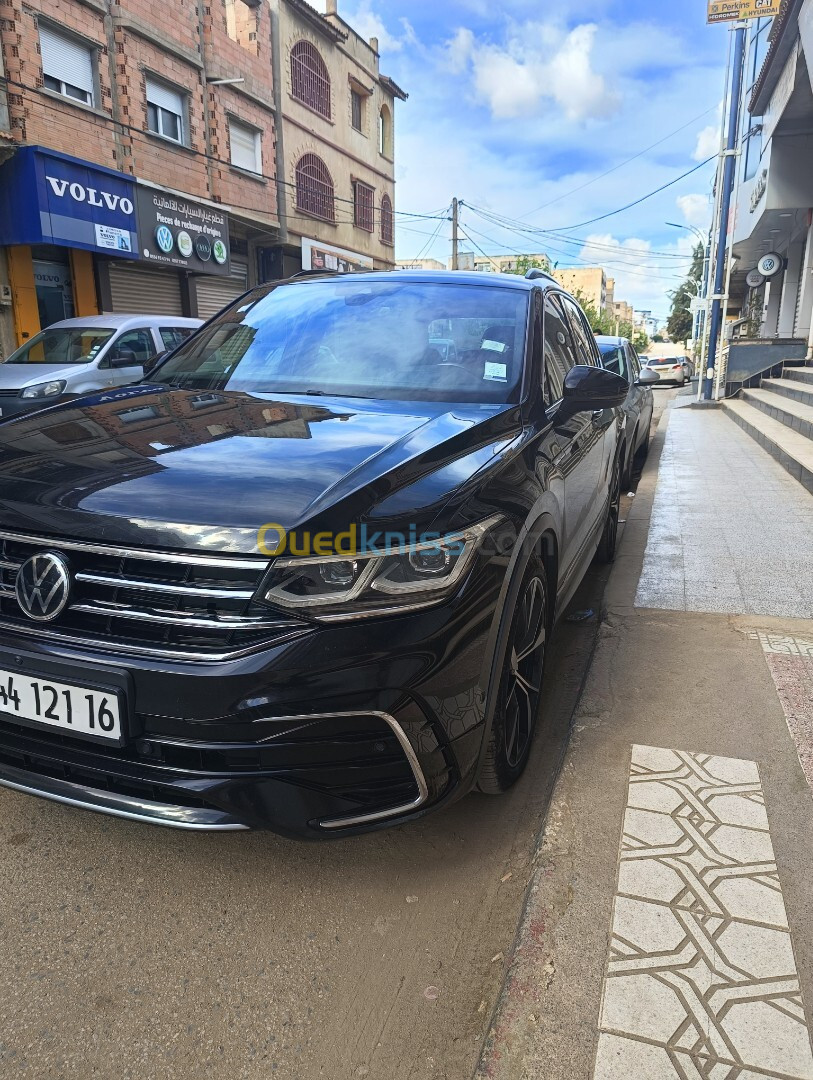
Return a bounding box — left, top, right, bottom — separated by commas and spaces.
160, 327, 194, 351
627, 347, 640, 380
601, 345, 628, 382
543, 294, 579, 405
560, 296, 599, 366
102, 328, 154, 367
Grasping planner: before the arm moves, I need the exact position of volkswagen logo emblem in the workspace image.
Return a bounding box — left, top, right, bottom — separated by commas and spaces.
15, 553, 71, 622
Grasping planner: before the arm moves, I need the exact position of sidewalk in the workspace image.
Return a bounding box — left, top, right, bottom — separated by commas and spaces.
477, 404, 813, 1079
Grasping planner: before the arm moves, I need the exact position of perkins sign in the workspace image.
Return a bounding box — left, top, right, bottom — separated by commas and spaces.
0, 147, 138, 257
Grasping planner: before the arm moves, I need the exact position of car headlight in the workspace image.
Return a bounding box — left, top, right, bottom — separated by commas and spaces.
21, 380, 67, 400
259, 516, 503, 619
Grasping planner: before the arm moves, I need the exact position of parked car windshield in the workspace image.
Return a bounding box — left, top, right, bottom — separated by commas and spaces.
3, 327, 116, 365
149, 280, 529, 404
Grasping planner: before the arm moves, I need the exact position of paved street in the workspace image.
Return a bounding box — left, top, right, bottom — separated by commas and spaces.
0, 389, 675, 1080
478, 398, 813, 1079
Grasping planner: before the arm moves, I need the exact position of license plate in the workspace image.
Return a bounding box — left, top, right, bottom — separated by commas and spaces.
0, 667, 122, 741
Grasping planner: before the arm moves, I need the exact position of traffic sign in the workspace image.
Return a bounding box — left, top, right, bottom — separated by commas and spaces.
707, 0, 780, 23
689, 297, 706, 314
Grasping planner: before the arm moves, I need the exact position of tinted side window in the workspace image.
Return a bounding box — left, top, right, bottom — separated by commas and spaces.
560, 296, 598, 366
601, 345, 628, 381
103, 328, 154, 367
161, 327, 195, 351
543, 295, 578, 405
627, 347, 640, 379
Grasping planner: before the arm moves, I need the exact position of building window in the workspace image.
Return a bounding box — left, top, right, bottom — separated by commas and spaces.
229, 118, 262, 174
295, 153, 335, 222
225, 0, 259, 52
378, 104, 392, 156
290, 40, 331, 119
380, 193, 393, 245
351, 89, 363, 132
146, 77, 185, 143
39, 24, 95, 107
354, 181, 375, 232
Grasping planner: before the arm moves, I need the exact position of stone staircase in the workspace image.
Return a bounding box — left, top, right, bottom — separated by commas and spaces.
722, 366, 813, 493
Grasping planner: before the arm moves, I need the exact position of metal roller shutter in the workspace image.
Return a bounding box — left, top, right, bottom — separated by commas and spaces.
108, 264, 184, 316
194, 259, 249, 320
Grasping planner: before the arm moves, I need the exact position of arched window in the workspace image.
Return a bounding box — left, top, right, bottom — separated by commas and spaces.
296, 153, 335, 222
291, 40, 331, 119
380, 193, 393, 245
378, 104, 392, 157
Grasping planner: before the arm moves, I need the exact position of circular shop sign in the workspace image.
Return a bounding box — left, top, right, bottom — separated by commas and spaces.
155, 225, 174, 254
757, 252, 782, 278
177, 231, 193, 258
212, 239, 228, 265
195, 235, 212, 262
746, 268, 766, 289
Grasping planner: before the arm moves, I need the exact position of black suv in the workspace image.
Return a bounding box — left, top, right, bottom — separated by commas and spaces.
0, 271, 626, 837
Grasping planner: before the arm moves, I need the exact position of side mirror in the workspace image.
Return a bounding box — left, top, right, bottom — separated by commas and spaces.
636, 367, 660, 386
108, 348, 140, 370
143, 351, 167, 377
557, 365, 628, 420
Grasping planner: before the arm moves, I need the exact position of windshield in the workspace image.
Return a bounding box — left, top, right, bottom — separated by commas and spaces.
4, 327, 116, 366
598, 343, 628, 380
148, 280, 529, 404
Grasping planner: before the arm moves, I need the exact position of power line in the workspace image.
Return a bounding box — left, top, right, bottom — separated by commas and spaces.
2, 75, 447, 226
467, 205, 697, 262
518, 104, 720, 220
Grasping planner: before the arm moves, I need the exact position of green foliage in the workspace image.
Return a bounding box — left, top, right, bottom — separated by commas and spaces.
572, 289, 650, 353
502, 255, 552, 277
667, 243, 705, 345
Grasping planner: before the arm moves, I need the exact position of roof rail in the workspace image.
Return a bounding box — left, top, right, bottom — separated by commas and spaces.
524, 268, 557, 284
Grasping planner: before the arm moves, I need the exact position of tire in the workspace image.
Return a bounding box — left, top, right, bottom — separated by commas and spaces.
478, 555, 549, 795
634, 424, 651, 467
621, 438, 633, 490
595, 455, 621, 564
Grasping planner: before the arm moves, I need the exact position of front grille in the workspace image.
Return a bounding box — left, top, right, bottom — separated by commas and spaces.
0, 390, 20, 398
0, 531, 308, 660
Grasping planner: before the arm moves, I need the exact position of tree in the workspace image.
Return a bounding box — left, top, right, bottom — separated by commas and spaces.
572, 289, 650, 353
667, 243, 704, 345
502, 255, 551, 277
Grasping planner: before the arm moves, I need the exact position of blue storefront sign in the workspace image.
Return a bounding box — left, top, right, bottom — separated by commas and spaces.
0, 146, 138, 258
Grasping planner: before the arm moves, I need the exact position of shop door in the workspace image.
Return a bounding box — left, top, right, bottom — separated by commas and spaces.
194, 258, 249, 320
107, 264, 184, 317
33, 260, 75, 329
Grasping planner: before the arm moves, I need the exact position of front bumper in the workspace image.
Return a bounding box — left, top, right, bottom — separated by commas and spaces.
0, 559, 503, 838
0, 394, 75, 420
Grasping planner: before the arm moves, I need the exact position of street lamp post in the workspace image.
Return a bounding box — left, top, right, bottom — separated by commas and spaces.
666, 221, 711, 370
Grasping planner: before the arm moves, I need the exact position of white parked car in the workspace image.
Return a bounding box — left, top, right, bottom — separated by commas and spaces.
0, 314, 201, 419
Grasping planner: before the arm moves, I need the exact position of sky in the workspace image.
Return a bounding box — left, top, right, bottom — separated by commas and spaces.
309, 0, 732, 322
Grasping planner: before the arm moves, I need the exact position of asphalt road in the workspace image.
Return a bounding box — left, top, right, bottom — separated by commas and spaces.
0, 388, 677, 1080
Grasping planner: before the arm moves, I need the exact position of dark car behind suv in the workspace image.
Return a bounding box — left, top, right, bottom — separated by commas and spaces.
596, 335, 658, 486
0, 271, 626, 838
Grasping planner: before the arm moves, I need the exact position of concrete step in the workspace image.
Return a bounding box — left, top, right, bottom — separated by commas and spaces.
742, 386, 813, 441
722, 398, 813, 494
763, 377, 813, 409
783, 366, 813, 386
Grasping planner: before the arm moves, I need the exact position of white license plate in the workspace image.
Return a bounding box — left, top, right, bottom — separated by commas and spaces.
0, 667, 122, 741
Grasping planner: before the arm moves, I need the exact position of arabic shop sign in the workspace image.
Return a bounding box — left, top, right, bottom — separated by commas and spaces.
137, 186, 231, 276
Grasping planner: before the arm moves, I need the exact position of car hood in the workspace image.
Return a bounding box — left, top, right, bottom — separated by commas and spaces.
0, 362, 92, 388
0, 385, 521, 554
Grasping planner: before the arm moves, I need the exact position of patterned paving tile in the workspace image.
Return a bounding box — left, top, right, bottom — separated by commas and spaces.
751, 633, 813, 796
593, 746, 813, 1080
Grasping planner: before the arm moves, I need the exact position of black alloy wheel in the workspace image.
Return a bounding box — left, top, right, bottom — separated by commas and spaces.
596, 456, 621, 564
478, 555, 549, 794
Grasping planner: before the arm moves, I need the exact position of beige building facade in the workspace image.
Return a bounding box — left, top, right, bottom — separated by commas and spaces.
270, 0, 407, 277
552, 267, 608, 314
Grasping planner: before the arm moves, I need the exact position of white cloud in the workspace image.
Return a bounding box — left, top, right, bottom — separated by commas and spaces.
446, 27, 475, 74
677, 193, 711, 228
461, 22, 618, 122
693, 123, 720, 161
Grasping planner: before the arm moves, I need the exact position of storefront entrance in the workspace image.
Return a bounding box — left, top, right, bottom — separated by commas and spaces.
33, 252, 75, 327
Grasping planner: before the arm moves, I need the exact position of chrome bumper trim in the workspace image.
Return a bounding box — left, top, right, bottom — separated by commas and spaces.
0, 765, 248, 831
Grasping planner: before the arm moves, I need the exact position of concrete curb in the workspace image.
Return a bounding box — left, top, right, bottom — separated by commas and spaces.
472, 412, 675, 1078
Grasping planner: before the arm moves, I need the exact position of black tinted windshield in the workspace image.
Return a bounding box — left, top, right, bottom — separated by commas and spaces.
4, 327, 115, 365
149, 280, 529, 403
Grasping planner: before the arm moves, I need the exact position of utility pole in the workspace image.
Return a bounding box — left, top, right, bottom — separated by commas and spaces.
704, 23, 747, 400
451, 197, 459, 271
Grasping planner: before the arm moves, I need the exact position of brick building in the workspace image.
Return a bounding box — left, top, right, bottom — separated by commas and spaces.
0, 0, 406, 358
